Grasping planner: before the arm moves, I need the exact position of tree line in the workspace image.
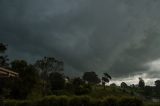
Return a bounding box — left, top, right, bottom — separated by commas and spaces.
0, 43, 160, 100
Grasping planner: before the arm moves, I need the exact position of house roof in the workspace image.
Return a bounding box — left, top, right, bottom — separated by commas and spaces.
0, 67, 18, 78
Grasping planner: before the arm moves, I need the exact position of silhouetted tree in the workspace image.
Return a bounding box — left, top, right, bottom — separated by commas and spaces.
71, 77, 90, 95
0, 43, 9, 98
82, 71, 100, 85
138, 77, 145, 88
35, 57, 63, 79
110, 83, 116, 87
0, 43, 9, 67
0, 43, 7, 53
102, 72, 111, 89
34, 57, 64, 95
49, 72, 65, 91
72, 77, 84, 88
10, 60, 39, 99
154, 80, 160, 98
121, 82, 128, 88
155, 80, 160, 88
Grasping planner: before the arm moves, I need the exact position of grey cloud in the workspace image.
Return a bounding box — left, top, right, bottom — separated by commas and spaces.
1, 0, 160, 78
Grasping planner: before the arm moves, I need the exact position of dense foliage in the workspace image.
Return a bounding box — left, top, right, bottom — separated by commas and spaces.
0, 43, 9, 67
0, 43, 160, 105
3, 96, 143, 106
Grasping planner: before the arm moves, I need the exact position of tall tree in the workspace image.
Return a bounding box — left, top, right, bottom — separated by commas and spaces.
71, 77, 88, 95
0, 43, 7, 52
49, 72, 65, 91
121, 82, 128, 88
155, 80, 160, 88
72, 77, 84, 87
155, 80, 160, 98
35, 57, 63, 80
82, 71, 100, 85
102, 72, 111, 89
34, 57, 64, 95
9, 60, 40, 99
138, 77, 145, 88
0, 43, 9, 98
0, 43, 9, 67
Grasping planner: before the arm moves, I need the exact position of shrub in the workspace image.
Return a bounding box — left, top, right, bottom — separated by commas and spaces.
16, 101, 31, 106
74, 86, 91, 95
3, 96, 143, 106
3, 100, 19, 106
119, 97, 143, 106
4, 100, 31, 106
90, 99, 102, 106
102, 96, 118, 106
33, 95, 69, 106
145, 102, 160, 106
56, 96, 69, 106
69, 96, 91, 106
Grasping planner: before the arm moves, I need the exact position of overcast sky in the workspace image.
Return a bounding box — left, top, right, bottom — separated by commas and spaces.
0, 0, 160, 85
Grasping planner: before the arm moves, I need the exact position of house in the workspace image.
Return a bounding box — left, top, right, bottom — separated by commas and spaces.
0, 67, 18, 78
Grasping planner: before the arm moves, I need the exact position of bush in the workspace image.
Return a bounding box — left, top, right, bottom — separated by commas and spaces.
3, 100, 18, 106
3, 96, 143, 106
102, 96, 118, 106
69, 96, 91, 106
90, 99, 102, 106
35, 96, 68, 106
4, 100, 31, 106
56, 96, 69, 106
145, 102, 160, 106
119, 97, 143, 106
74, 86, 91, 95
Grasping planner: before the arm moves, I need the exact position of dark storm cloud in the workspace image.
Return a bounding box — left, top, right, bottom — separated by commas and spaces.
1, 0, 160, 78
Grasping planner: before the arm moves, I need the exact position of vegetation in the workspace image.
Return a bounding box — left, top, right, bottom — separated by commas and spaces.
0, 43, 160, 106
138, 77, 145, 88
102, 73, 112, 89
3, 96, 143, 106
0, 43, 9, 67
83, 71, 100, 85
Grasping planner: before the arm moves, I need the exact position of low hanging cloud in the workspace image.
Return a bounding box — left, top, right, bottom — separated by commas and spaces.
1, 0, 160, 78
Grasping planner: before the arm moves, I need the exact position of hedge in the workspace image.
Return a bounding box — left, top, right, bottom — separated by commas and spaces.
3, 96, 143, 106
